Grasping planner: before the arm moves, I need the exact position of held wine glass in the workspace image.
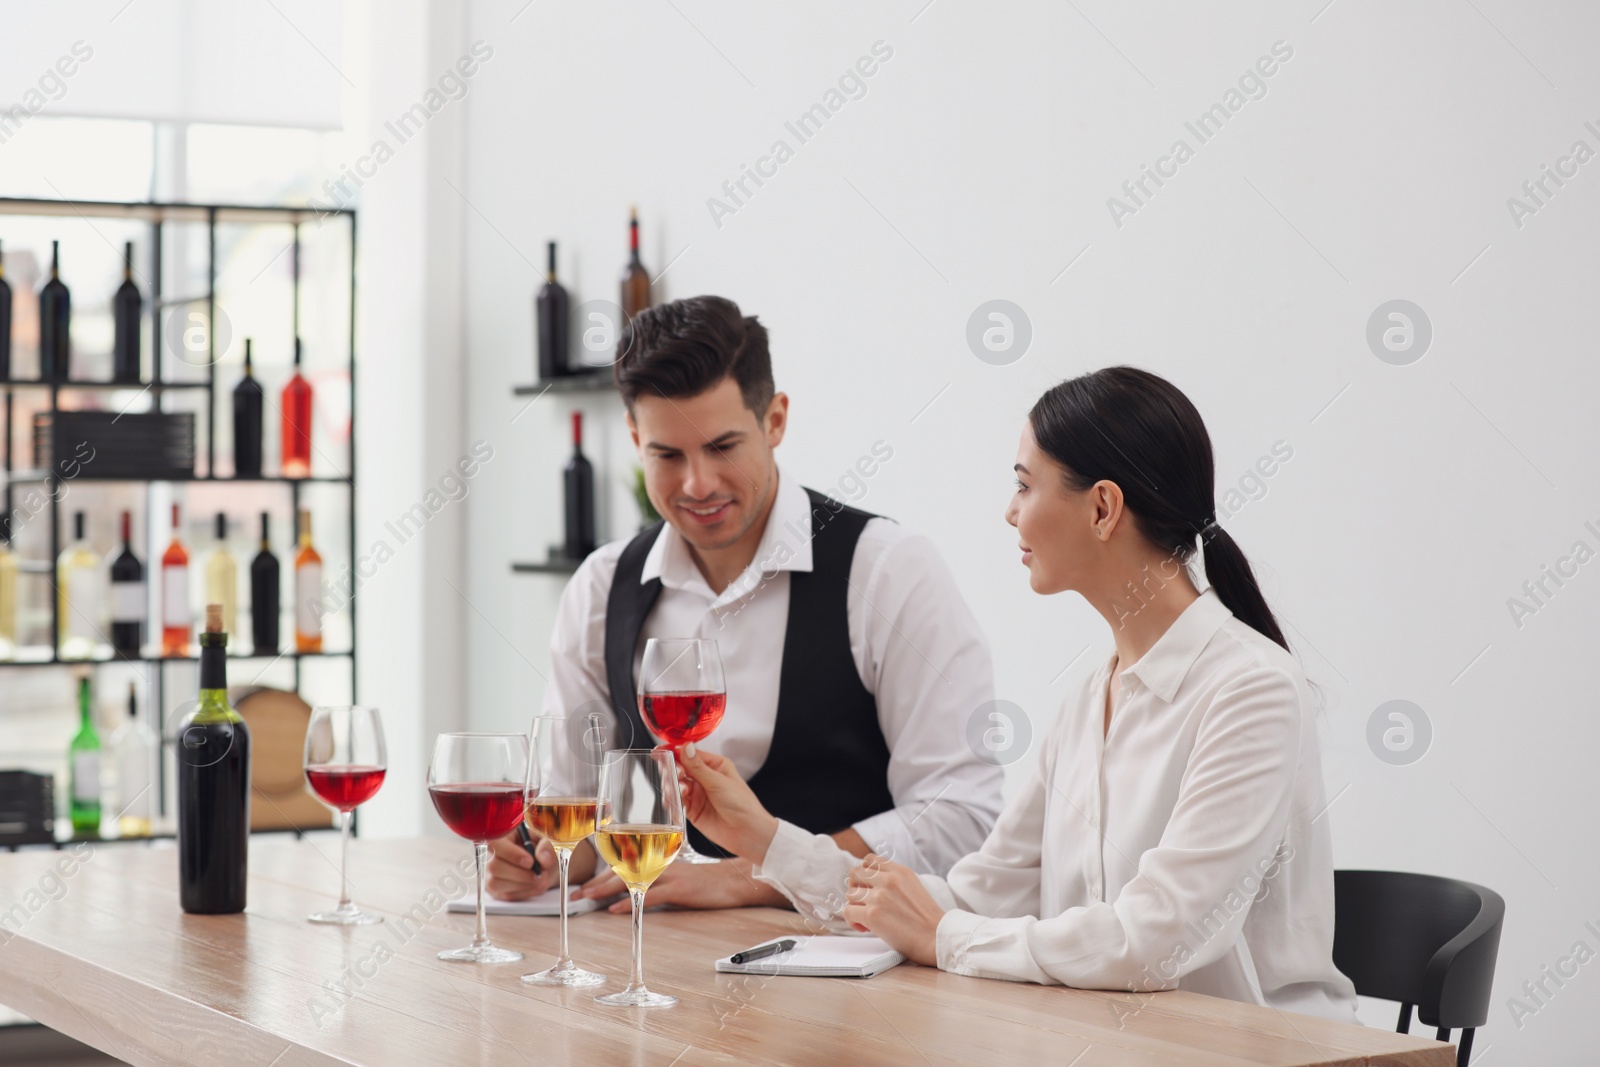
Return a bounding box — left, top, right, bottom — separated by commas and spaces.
593, 748, 684, 1008
638, 637, 725, 864
428, 732, 530, 963
520, 714, 606, 987
304, 705, 387, 925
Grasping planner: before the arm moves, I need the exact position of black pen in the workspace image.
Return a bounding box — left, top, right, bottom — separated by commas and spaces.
516, 823, 543, 876
731, 939, 797, 965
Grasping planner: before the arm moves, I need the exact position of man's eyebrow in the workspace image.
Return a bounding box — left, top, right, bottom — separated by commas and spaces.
646, 430, 745, 451
1013, 463, 1031, 474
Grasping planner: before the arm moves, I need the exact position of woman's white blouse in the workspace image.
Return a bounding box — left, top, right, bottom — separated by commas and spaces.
755, 589, 1362, 1024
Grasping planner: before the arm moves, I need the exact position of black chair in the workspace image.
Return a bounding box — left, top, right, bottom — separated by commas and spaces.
1333, 870, 1505, 1067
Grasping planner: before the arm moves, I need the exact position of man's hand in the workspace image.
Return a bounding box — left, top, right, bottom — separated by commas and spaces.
485, 832, 558, 901
573, 855, 788, 914
842, 854, 945, 966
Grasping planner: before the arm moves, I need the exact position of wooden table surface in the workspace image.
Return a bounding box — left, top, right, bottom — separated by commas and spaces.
0, 836, 1454, 1067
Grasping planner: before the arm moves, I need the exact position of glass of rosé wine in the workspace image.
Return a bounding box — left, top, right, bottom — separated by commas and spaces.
638, 638, 725, 864
304, 705, 388, 925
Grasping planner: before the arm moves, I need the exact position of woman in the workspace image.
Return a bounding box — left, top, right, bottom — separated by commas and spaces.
676, 366, 1361, 1023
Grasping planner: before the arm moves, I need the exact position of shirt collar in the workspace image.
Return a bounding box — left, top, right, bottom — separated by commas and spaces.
1117, 588, 1234, 703
639, 467, 815, 602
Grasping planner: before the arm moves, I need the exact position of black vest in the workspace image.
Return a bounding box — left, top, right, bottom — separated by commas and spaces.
603, 488, 895, 855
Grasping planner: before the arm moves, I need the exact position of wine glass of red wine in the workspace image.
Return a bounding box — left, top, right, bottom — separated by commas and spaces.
304, 705, 387, 925
638, 637, 725, 864
427, 732, 530, 963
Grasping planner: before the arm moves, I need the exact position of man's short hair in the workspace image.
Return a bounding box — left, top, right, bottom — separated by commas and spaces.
613, 296, 774, 416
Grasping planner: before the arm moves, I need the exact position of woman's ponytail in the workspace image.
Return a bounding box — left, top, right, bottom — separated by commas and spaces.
1028, 367, 1290, 652
1199, 524, 1288, 651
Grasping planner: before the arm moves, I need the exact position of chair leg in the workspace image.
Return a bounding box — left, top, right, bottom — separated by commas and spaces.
1457, 1028, 1474, 1066
1396, 1002, 1414, 1034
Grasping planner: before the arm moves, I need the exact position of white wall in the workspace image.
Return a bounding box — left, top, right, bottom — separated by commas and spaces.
453, 2, 1600, 1061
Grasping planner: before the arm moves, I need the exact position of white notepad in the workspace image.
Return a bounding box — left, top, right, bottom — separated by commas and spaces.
447, 889, 602, 917
715, 936, 905, 978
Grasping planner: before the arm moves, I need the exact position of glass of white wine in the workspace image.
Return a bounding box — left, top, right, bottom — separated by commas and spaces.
593, 748, 684, 1008
521, 715, 606, 987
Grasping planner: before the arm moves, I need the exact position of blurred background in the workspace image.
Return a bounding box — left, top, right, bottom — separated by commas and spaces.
1, 1, 1597, 1062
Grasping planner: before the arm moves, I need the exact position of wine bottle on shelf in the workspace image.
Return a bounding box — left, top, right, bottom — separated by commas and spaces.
205, 513, 237, 647
57, 510, 100, 660
294, 507, 322, 653
250, 512, 280, 656
0, 519, 16, 660
621, 208, 650, 323
112, 240, 141, 383
536, 240, 570, 380
177, 604, 251, 914
233, 338, 264, 477
0, 238, 13, 380
38, 239, 70, 380
113, 683, 156, 838
110, 509, 145, 659
162, 504, 191, 657
281, 338, 313, 479
68, 676, 101, 837
564, 411, 596, 560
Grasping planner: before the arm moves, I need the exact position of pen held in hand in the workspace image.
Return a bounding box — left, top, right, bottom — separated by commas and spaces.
730, 938, 797, 965
516, 822, 544, 876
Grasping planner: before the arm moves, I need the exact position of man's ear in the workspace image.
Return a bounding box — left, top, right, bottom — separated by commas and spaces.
626, 409, 640, 452
763, 392, 789, 449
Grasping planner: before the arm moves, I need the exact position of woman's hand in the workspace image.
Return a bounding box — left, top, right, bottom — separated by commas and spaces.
674, 743, 780, 863
842, 855, 945, 967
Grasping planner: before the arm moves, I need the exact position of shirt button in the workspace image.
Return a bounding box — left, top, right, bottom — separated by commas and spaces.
1089, 884, 1102, 902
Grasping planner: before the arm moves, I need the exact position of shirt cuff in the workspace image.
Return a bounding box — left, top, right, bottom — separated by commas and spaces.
753, 819, 856, 925
935, 908, 987, 975
851, 809, 926, 872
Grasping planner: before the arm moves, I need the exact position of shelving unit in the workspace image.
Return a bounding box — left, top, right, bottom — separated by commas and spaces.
0, 196, 357, 833
512, 371, 615, 396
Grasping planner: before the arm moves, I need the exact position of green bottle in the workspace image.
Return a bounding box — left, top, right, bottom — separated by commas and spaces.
68, 676, 102, 836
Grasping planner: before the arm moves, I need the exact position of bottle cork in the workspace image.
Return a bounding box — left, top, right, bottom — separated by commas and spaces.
205, 603, 223, 633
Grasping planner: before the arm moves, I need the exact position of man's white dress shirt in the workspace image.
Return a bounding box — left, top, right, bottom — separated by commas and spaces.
757, 589, 1362, 1023
542, 469, 1003, 876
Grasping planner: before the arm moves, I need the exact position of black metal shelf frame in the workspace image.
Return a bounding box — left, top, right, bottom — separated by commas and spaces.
0, 196, 358, 824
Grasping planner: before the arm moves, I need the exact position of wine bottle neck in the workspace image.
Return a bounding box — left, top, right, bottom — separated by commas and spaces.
199, 637, 228, 693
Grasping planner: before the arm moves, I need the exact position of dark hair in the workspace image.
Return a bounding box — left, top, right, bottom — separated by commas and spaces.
1028, 366, 1289, 651
613, 296, 774, 415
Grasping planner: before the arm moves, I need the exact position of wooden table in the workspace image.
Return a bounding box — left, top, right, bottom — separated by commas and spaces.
0, 837, 1454, 1066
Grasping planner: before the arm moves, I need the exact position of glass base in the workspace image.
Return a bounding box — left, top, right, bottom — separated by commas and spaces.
522, 961, 607, 987
309, 902, 383, 925
438, 944, 523, 963
595, 986, 677, 1007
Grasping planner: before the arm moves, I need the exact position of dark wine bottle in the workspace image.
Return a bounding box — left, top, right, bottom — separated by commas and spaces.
110, 510, 144, 658
536, 240, 570, 380
0, 238, 12, 380
563, 411, 596, 560
177, 604, 251, 915
111, 241, 141, 383
621, 207, 650, 323
38, 240, 70, 381
233, 338, 264, 477
250, 512, 279, 655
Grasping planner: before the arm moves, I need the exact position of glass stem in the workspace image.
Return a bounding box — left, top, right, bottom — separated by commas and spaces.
629, 887, 647, 992
472, 841, 490, 949
337, 808, 353, 910
555, 847, 573, 966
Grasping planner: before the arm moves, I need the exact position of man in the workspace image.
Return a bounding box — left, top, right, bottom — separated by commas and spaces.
488, 295, 1001, 912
